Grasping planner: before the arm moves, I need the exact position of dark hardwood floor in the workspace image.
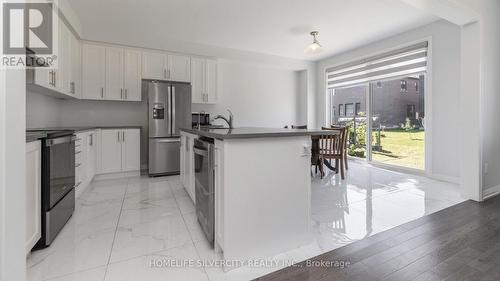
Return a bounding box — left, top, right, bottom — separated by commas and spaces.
256, 195, 500, 281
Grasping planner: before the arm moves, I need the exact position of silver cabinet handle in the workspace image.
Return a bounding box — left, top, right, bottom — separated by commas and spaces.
168, 70, 171, 79
120, 88, 123, 99
75, 163, 82, 168
125, 89, 128, 100
50, 71, 53, 86
122, 131, 125, 142
101, 87, 104, 98
164, 68, 167, 79
75, 150, 82, 155
89, 134, 93, 146
117, 131, 120, 142
53, 71, 56, 86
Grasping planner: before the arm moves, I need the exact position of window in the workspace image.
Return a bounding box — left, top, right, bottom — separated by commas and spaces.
355, 103, 361, 116
339, 104, 345, 116
401, 80, 408, 92
345, 103, 354, 116
407, 104, 416, 119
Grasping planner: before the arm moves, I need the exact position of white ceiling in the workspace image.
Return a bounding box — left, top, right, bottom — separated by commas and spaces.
67, 0, 439, 61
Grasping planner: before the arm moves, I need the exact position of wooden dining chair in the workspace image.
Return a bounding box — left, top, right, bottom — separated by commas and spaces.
319, 127, 346, 180
331, 125, 349, 170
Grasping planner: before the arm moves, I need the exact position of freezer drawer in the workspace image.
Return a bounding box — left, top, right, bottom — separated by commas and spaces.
149, 138, 180, 176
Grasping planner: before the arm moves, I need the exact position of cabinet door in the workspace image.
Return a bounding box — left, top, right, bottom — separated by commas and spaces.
100, 129, 123, 173
56, 22, 71, 95
105, 47, 125, 101
86, 131, 96, 180
69, 32, 81, 97
82, 44, 106, 100
187, 136, 196, 203
168, 54, 190, 82
190, 58, 205, 103
142, 51, 167, 80
121, 129, 141, 172
75, 133, 87, 198
180, 134, 186, 187
206, 59, 217, 103
26, 141, 41, 254
124, 50, 142, 101
34, 67, 53, 89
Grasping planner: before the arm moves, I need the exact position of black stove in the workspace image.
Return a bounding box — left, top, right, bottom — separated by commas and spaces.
28, 129, 76, 250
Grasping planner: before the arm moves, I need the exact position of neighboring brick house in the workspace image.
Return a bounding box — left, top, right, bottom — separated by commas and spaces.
330, 76, 425, 128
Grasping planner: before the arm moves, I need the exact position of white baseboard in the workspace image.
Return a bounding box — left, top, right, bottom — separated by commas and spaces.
428, 173, 460, 184
483, 185, 500, 200
94, 170, 141, 181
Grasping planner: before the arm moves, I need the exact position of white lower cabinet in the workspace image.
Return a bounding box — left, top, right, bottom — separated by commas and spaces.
75, 130, 98, 198
26, 141, 41, 254
99, 129, 140, 174
180, 132, 196, 203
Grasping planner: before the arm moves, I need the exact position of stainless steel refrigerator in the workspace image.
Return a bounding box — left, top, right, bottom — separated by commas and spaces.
147, 81, 191, 176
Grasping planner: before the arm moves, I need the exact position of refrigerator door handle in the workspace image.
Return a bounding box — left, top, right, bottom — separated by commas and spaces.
167, 85, 172, 135
153, 138, 180, 143
172, 86, 176, 134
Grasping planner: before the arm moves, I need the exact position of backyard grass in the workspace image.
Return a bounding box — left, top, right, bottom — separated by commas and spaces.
371, 129, 425, 170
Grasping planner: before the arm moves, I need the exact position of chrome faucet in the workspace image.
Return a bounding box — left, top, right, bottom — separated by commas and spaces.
213, 110, 234, 129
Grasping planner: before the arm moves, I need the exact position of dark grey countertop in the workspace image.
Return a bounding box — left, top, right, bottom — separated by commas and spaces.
180, 127, 339, 140
26, 132, 48, 143
26, 126, 142, 142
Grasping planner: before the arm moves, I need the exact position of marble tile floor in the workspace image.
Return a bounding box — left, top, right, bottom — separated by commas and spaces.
26, 162, 465, 281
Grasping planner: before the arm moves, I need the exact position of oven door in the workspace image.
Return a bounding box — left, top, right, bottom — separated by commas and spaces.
46, 136, 76, 209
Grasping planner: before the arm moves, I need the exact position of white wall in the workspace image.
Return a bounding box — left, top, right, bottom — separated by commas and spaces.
58, 99, 149, 166
192, 61, 304, 128
0, 68, 26, 281
475, 0, 500, 193
315, 20, 461, 181
26, 91, 61, 128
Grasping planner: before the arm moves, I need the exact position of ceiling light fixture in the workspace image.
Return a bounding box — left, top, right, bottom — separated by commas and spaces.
304, 31, 323, 54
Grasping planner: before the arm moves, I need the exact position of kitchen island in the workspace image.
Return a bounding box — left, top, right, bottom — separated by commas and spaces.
180, 127, 338, 265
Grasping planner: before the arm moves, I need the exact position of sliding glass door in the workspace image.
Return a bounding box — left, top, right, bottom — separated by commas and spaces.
330, 85, 368, 159
329, 74, 426, 171
369, 75, 425, 170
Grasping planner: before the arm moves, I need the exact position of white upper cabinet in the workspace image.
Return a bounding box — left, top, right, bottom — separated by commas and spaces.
69, 32, 81, 97
142, 51, 191, 82
56, 21, 71, 94
82, 44, 106, 100
105, 47, 125, 101
191, 58, 217, 104
168, 54, 191, 82
82, 44, 142, 102
191, 57, 205, 103
124, 50, 142, 101
142, 51, 167, 80
206, 59, 218, 103
33, 18, 78, 99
